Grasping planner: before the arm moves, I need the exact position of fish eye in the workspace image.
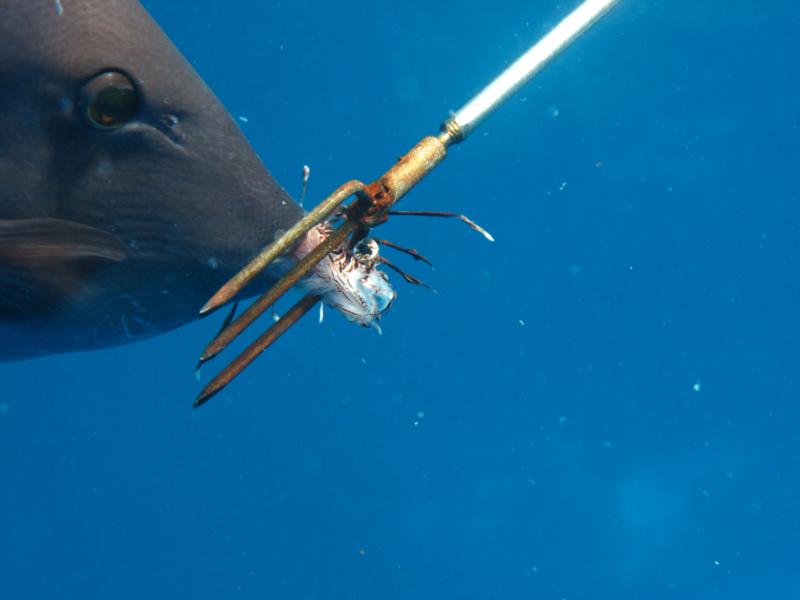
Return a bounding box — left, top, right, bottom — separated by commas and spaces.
79, 70, 139, 130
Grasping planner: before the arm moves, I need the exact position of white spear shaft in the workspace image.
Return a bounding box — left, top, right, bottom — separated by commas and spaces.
443, 0, 620, 142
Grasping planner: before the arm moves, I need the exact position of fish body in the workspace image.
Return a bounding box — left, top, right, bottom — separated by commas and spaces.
0, 0, 304, 360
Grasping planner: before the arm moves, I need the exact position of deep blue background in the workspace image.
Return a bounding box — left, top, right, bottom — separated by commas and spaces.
2, 0, 799, 598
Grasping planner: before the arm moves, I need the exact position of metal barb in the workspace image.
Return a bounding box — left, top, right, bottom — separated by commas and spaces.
195, 301, 238, 372
194, 293, 321, 408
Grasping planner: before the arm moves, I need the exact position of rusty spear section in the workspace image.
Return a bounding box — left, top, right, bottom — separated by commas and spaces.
355, 135, 452, 228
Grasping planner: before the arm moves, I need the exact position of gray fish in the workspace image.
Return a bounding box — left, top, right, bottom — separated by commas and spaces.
0, 0, 306, 360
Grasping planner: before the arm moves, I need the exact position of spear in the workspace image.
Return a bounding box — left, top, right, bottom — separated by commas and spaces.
195, 0, 621, 407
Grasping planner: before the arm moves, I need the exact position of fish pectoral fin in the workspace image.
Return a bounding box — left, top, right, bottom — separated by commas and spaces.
0, 218, 128, 317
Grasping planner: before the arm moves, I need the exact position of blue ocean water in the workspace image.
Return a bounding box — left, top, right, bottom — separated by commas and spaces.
1, 0, 798, 598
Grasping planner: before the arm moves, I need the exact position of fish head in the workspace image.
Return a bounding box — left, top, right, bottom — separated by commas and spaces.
0, 0, 302, 276
0, 0, 308, 356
